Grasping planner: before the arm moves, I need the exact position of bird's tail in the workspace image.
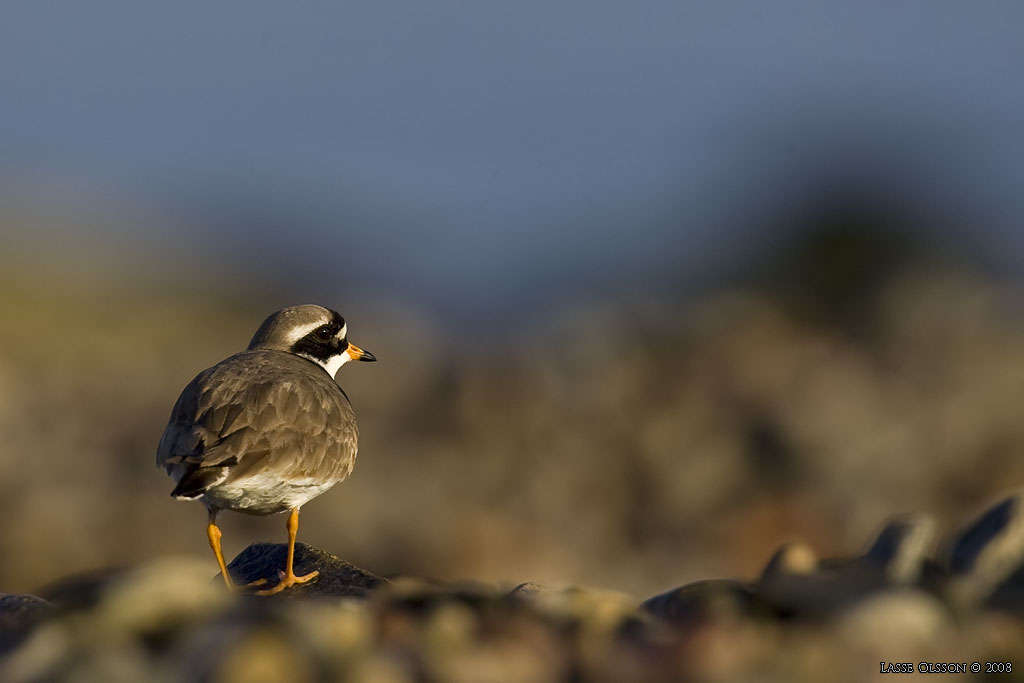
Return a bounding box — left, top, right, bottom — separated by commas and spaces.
170, 466, 228, 500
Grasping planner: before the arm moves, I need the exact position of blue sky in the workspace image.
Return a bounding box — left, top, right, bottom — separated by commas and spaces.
2, 1, 1023, 319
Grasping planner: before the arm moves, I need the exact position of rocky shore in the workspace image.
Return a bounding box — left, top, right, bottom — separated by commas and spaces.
4, 492, 1024, 682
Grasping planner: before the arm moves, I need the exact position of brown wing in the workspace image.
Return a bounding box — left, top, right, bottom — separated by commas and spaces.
156, 350, 358, 498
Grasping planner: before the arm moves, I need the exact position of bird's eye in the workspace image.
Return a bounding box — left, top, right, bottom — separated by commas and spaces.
314, 325, 334, 342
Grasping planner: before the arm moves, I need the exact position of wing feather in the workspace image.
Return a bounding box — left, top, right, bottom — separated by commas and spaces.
156, 350, 358, 497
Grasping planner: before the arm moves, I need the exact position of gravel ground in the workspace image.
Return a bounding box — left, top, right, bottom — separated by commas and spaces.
3, 492, 1024, 682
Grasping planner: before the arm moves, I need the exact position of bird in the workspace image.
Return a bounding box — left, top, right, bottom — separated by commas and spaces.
157, 304, 376, 594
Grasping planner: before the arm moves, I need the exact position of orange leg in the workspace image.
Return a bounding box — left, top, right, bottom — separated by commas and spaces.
255, 507, 319, 595
207, 510, 235, 590
207, 510, 265, 591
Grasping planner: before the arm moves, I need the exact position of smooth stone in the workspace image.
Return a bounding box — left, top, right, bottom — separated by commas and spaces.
759, 540, 818, 582
224, 543, 388, 599
834, 589, 953, 650
758, 568, 870, 620
759, 554, 900, 620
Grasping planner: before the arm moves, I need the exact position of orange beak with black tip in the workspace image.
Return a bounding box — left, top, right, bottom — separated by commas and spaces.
346, 342, 376, 362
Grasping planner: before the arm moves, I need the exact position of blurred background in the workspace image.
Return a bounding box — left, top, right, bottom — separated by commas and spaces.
1, 1, 1024, 597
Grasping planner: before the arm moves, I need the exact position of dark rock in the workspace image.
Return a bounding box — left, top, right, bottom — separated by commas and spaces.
507, 582, 548, 600
0, 594, 53, 625
945, 493, 1024, 576
0, 593, 53, 651
758, 570, 865, 620
756, 516, 939, 621
943, 492, 1024, 609
758, 540, 837, 619
505, 582, 551, 610
987, 564, 1024, 615
862, 514, 935, 585
759, 551, 892, 620
373, 578, 506, 619
225, 543, 388, 599
641, 579, 771, 626
37, 567, 131, 611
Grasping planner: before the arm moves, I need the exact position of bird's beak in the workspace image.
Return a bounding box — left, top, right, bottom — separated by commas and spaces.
346, 342, 377, 362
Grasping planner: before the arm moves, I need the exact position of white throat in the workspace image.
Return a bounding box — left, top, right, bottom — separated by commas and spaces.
301, 353, 351, 378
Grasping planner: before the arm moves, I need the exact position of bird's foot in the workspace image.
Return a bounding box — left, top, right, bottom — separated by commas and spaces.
254, 569, 319, 596
219, 576, 267, 592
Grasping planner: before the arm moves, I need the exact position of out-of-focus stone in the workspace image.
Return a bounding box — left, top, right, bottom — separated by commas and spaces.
862, 513, 935, 585
372, 578, 509, 625
527, 586, 639, 635
641, 579, 768, 626
421, 601, 480, 655
427, 633, 564, 683
0, 594, 52, 623
34, 558, 230, 643
757, 572, 853, 620
834, 589, 953, 651
758, 517, 938, 621
86, 559, 233, 637
506, 582, 548, 601
986, 564, 1024, 615
944, 492, 1024, 610
758, 540, 870, 621
38, 568, 131, 611
759, 540, 818, 582
225, 543, 388, 599
347, 652, 415, 683
1, 620, 173, 683
0, 622, 69, 682
208, 627, 318, 683
286, 600, 374, 670
171, 601, 326, 682
0, 594, 53, 643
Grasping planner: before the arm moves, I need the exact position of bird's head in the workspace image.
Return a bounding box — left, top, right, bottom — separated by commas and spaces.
249, 304, 376, 376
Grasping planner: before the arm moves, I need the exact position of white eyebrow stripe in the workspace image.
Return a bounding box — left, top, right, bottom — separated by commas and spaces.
285, 321, 327, 345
